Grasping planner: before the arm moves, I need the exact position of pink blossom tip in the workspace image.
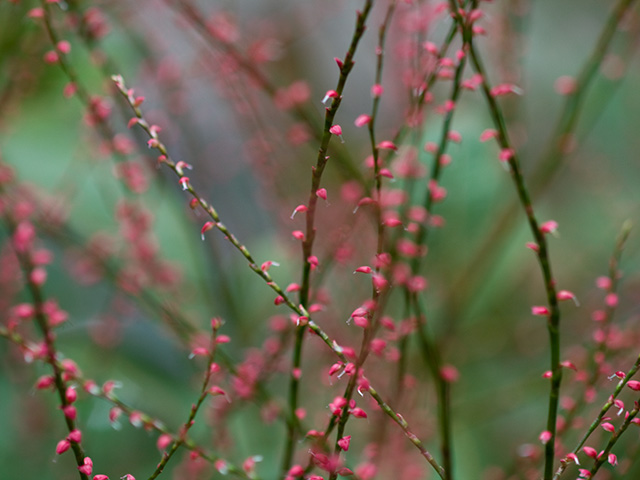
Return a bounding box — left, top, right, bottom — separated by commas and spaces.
531, 306, 550, 316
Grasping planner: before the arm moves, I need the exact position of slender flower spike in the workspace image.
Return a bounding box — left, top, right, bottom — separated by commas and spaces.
330, 125, 344, 143
532, 306, 550, 316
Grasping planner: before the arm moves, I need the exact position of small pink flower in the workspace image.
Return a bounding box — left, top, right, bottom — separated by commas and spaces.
56, 439, 71, 454
288, 465, 304, 477
540, 220, 558, 235
532, 306, 550, 316
448, 130, 462, 143
539, 430, 552, 444
605, 293, 618, 308
596, 276, 612, 290
43, 50, 59, 64
557, 290, 578, 305
354, 114, 371, 127
321, 90, 339, 104
582, 446, 598, 458
440, 365, 459, 383
601, 422, 615, 433
157, 434, 172, 450
201, 221, 215, 240
554, 76, 577, 95
68, 429, 82, 443
337, 435, 351, 451
350, 407, 367, 418
329, 125, 344, 143
62, 405, 77, 420
498, 148, 514, 162
371, 84, 384, 98
566, 452, 580, 465
525, 242, 539, 252
316, 188, 327, 201
608, 453, 618, 466
290, 204, 307, 219
354, 266, 372, 274
626, 380, 640, 391
57, 40, 71, 54
377, 140, 397, 151
78, 457, 93, 475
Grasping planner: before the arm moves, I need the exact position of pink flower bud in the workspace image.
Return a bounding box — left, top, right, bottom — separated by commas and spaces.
539, 430, 552, 444
78, 457, 93, 475
290, 204, 307, 219
157, 434, 172, 450
62, 405, 77, 420
337, 435, 351, 451
56, 439, 71, 454
288, 465, 305, 477
201, 221, 215, 240
68, 429, 82, 443
321, 90, 339, 104
354, 114, 371, 127
480, 129, 498, 142
532, 306, 550, 316
350, 407, 367, 418
601, 422, 615, 433
498, 148, 514, 162
540, 220, 558, 234
371, 84, 383, 97
316, 188, 327, 201
626, 380, 640, 391
582, 446, 598, 458
377, 140, 397, 151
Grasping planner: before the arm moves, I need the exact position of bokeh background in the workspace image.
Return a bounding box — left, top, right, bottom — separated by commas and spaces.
1, 1, 640, 479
